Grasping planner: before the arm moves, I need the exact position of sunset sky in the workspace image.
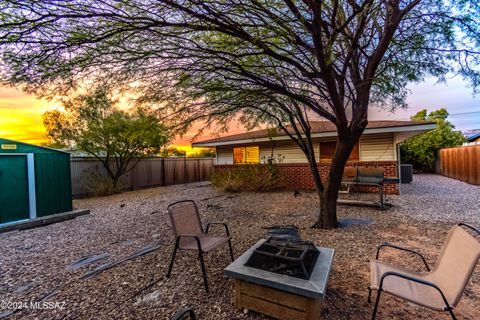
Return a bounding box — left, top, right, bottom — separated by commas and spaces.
0, 76, 479, 153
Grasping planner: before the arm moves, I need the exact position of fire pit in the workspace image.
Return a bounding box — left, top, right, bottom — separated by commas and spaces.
224, 239, 334, 320
244, 237, 320, 280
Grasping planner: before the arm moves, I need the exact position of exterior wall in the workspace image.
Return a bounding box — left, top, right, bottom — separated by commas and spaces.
359, 133, 395, 161
217, 141, 320, 164
213, 133, 399, 194
259, 140, 320, 163
35, 153, 73, 217
217, 146, 234, 164
215, 133, 396, 164
215, 161, 399, 194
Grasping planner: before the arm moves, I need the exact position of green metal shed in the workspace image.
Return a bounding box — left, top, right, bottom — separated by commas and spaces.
0, 138, 72, 225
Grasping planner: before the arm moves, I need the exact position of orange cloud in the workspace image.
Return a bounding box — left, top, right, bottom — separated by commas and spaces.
174, 118, 247, 145
0, 86, 246, 148
0, 87, 59, 144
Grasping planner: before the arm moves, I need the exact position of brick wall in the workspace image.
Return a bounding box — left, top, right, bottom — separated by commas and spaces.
214, 161, 399, 194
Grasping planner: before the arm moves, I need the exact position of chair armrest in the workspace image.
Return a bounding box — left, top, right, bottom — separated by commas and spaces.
171, 307, 196, 320
175, 235, 202, 251
458, 223, 480, 236
376, 242, 430, 271
379, 271, 452, 311
205, 222, 231, 237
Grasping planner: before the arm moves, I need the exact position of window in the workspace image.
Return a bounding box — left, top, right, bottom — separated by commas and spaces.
233, 146, 260, 164
319, 141, 359, 161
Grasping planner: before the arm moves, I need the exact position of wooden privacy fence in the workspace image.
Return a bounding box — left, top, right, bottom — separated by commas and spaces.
71, 157, 215, 197
438, 145, 480, 185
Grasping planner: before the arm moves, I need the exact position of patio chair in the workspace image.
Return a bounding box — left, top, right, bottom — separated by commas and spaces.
342, 166, 357, 182
368, 223, 480, 320
171, 307, 196, 320
340, 166, 357, 194
166, 200, 234, 293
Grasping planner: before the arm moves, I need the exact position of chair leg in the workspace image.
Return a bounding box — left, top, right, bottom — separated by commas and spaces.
198, 250, 209, 293
171, 308, 197, 320
371, 290, 382, 320
166, 238, 180, 278
227, 239, 234, 262
447, 308, 457, 320
367, 288, 372, 303
378, 185, 384, 208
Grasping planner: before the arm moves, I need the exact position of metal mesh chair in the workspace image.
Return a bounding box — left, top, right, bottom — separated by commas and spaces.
368, 223, 480, 320
171, 307, 196, 320
166, 200, 234, 292
342, 166, 357, 182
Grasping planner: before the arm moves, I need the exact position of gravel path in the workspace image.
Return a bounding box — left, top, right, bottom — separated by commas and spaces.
395, 174, 480, 224
0, 175, 478, 320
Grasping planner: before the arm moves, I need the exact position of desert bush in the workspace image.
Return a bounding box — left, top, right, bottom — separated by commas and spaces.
83, 171, 123, 196
211, 164, 283, 192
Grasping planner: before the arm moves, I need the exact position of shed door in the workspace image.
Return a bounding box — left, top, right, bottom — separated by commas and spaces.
0, 155, 29, 223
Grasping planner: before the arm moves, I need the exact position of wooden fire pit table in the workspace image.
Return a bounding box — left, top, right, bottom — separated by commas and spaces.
224, 239, 334, 320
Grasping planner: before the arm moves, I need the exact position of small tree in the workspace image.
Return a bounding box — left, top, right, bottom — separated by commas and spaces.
43, 87, 168, 190
188, 149, 216, 158
159, 147, 187, 157
401, 108, 465, 172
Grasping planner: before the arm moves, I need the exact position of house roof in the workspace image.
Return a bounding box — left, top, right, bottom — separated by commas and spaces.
0, 137, 70, 154
467, 132, 480, 142
192, 120, 436, 147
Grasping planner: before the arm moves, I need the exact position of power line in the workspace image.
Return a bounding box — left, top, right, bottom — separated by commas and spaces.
448, 111, 480, 116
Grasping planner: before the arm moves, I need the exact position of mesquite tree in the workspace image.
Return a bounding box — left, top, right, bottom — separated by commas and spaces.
43, 87, 168, 190
1, 1, 479, 228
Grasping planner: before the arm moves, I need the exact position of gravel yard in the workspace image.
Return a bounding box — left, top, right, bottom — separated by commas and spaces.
0, 174, 479, 320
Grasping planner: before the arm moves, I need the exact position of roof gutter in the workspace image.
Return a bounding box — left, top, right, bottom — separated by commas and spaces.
192, 123, 437, 148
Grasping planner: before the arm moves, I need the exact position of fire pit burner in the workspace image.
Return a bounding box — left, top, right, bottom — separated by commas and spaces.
244, 237, 320, 280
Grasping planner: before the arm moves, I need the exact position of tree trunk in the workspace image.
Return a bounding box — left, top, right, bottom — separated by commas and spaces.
312, 132, 362, 229
111, 176, 120, 191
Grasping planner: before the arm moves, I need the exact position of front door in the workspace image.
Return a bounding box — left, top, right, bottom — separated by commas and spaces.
0, 155, 30, 223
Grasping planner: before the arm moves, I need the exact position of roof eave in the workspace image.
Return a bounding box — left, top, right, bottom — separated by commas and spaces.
192, 123, 437, 148
467, 133, 480, 142
0, 137, 71, 154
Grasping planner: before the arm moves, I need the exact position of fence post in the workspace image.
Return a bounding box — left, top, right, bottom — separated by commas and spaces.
473, 147, 479, 185
184, 157, 187, 183
161, 158, 166, 186
196, 159, 200, 181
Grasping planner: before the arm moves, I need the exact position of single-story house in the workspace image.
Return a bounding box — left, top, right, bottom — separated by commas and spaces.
192, 120, 436, 194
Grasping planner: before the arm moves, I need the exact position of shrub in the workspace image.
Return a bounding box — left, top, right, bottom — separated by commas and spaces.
210, 164, 283, 192
401, 108, 465, 172
83, 171, 123, 196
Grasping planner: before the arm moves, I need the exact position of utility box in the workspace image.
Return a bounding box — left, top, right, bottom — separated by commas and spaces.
0, 138, 72, 224
400, 164, 413, 183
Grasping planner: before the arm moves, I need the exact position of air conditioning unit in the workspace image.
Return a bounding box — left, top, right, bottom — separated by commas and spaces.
400, 164, 413, 183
